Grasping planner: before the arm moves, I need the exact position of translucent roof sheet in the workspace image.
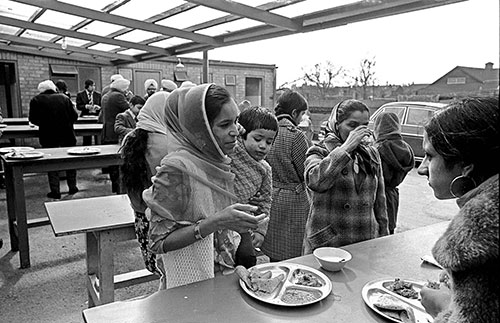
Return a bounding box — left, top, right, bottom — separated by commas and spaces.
0, 0, 468, 65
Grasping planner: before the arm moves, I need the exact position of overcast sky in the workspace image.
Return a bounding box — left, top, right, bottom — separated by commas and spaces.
185, 0, 499, 87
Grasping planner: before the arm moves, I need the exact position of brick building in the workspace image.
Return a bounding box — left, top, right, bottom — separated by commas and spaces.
0, 52, 276, 118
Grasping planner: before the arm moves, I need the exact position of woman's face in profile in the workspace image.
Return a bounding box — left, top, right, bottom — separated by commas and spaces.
337, 110, 369, 142
211, 99, 240, 155
418, 132, 463, 200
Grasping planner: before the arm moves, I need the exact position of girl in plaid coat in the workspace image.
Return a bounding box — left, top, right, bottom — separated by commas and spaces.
303, 100, 388, 254
262, 90, 311, 261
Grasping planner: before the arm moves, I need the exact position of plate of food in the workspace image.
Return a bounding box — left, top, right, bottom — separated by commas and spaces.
67, 147, 101, 155
5, 151, 44, 160
362, 278, 434, 323
235, 263, 332, 307
0, 146, 35, 154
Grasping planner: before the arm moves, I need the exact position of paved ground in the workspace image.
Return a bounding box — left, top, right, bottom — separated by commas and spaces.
0, 167, 458, 323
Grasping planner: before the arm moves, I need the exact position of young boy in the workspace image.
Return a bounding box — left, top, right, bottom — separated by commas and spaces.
230, 106, 278, 268
114, 95, 145, 143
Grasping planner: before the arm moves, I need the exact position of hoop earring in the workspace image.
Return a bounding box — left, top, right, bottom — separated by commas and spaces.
450, 175, 476, 198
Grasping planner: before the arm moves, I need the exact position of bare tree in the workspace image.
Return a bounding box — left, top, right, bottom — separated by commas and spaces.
302, 61, 345, 97
353, 57, 377, 99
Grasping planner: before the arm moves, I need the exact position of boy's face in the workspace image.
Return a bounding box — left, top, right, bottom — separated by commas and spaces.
130, 103, 143, 115
242, 128, 277, 161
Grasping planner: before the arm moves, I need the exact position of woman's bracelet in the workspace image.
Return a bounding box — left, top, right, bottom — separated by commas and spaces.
194, 220, 205, 240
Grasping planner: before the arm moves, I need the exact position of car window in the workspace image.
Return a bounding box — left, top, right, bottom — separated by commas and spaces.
406, 108, 435, 126
380, 107, 405, 121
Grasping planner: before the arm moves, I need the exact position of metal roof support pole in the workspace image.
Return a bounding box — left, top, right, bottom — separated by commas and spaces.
202, 50, 209, 84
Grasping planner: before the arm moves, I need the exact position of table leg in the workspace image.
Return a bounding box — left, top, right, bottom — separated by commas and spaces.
97, 230, 115, 305
86, 232, 98, 307
4, 165, 30, 268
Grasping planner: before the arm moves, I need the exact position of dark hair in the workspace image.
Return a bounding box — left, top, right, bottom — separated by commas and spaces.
336, 99, 369, 124
129, 95, 146, 106
425, 96, 499, 180
274, 90, 308, 116
205, 84, 233, 125
239, 106, 278, 140
120, 129, 150, 193
55, 80, 68, 92
84, 79, 94, 89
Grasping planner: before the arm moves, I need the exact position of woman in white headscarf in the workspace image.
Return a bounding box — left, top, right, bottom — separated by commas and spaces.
120, 91, 170, 284
143, 84, 267, 289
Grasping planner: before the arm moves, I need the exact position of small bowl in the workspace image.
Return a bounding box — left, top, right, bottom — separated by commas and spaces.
313, 247, 352, 272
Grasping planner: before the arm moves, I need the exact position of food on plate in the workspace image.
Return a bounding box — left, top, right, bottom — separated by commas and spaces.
385, 278, 419, 299
235, 265, 284, 294
373, 294, 416, 323
281, 288, 320, 304
292, 269, 323, 287
425, 280, 441, 290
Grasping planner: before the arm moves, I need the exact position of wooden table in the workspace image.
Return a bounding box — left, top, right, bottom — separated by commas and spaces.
45, 195, 157, 307
1, 144, 123, 268
83, 221, 449, 323
1, 123, 103, 142
2, 116, 99, 125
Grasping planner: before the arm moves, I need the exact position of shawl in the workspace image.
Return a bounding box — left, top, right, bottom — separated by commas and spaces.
144, 84, 239, 288
135, 91, 170, 135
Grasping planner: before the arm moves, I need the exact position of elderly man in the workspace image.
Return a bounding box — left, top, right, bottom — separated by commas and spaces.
100, 77, 130, 193
29, 80, 79, 199
143, 79, 158, 101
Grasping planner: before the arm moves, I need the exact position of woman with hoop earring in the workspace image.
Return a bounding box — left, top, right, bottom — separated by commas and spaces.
417, 96, 499, 322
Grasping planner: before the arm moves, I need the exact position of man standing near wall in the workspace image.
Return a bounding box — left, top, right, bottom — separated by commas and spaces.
29, 80, 79, 199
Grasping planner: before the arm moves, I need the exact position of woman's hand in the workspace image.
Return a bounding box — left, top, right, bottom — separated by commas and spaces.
252, 232, 265, 248
212, 204, 268, 233
420, 284, 452, 318
342, 125, 372, 153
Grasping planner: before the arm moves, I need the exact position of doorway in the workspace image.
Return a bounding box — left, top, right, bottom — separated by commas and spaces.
0, 62, 20, 117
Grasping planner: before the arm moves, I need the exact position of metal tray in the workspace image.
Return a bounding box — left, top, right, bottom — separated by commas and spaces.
362, 278, 433, 323
239, 262, 332, 307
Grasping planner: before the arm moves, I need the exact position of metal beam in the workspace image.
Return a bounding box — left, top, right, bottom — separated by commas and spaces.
186, 0, 302, 31
0, 43, 110, 65
11, 0, 219, 46
1, 16, 172, 56
0, 32, 136, 61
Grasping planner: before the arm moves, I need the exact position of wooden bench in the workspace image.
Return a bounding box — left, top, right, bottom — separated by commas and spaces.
45, 194, 157, 307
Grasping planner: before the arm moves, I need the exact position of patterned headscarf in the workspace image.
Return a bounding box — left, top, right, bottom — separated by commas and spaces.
136, 91, 170, 135
37, 80, 57, 93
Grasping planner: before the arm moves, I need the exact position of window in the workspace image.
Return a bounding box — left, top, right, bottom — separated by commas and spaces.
50, 65, 77, 75
174, 70, 188, 82
446, 77, 466, 85
225, 75, 236, 85
50, 64, 78, 97
406, 108, 435, 126
381, 106, 405, 122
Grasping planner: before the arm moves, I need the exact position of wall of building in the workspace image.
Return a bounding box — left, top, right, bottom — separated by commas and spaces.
0, 51, 276, 117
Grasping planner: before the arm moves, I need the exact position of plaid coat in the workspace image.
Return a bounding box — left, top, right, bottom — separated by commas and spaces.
303, 139, 388, 254
262, 116, 311, 261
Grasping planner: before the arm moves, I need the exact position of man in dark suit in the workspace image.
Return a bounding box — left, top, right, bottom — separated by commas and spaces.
29, 80, 79, 199
100, 78, 130, 193
114, 95, 145, 143
76, 79, 101, 116
77, 79, 102, 145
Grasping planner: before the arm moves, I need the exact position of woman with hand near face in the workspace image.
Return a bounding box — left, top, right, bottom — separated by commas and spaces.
303, 99, 388, 254
143, 84, 267, 289
418, 96, 499, 323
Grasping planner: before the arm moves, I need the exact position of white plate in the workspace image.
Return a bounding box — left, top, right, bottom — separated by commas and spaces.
362, 278, 434, 323
0, 124, 7, 128
0, 146, 35, 154
5, 151, 44, 160
239, 263, 332, 307
67, 147, 101, 155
